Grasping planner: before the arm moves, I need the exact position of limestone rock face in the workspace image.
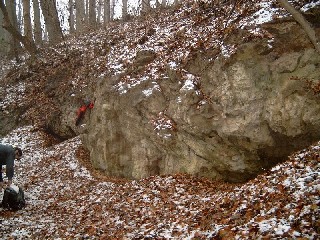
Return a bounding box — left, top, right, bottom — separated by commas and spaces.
82, 41, 320, 182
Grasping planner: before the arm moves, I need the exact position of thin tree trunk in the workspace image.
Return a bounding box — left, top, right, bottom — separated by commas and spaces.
88, 0, 96, 29
122, 0, 127, 20
69, 0, 75, 33
0, 7, 9, 55
6, 0, 21, 58
155, 0, 160, 8
75, 0, 85, 32
97, 0, 102, 25
32, 0, 42, 44
17, 0, 22, 32
103, 0, 110, 24
0, 0, 37, 56
110, 0, 115, 20
39, 0, 63, 45
278, 0, 320, 54
86, 0, 89, 24
141, 0, 150, 14
22, 0, 32, 40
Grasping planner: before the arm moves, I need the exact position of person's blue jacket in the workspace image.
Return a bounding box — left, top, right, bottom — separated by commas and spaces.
0, 144, 15, 182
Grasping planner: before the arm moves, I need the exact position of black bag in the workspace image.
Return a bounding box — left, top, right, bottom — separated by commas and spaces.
1, 186, 25, 210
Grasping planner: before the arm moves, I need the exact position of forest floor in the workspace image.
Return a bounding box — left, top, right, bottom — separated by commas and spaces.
0, 126, 319, 239
0, 0, 319, 239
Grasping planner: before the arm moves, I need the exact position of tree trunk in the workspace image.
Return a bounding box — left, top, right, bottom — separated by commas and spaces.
0, 7, 9, 55
17, 0, 22, 32
86, 0, 89, 24
103, 0, 110, 24
110, 0, 115, 20
39, 0, 63, 45
22, 0, 32, 40
75, 0, 85, 32
88, 0, 96, 29
97, 0, 102, 25
278, 0, 320, 54
122, 0, 127, 20
141, 0, 150, 14
0, 0, 37, 56
32, 0, 42, 45
68, 0, 75, 33
155, 0, 160, 8
6, 0, 21, 58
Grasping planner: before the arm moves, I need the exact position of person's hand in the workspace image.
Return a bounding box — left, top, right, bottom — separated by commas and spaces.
7, 180, 12, 187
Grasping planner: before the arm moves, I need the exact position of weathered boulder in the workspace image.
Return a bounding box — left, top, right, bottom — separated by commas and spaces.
81, 25, 320, 182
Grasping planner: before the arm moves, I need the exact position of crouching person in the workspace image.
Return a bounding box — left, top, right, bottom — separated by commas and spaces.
0, 144, 23, 188
0, 144, 25, 210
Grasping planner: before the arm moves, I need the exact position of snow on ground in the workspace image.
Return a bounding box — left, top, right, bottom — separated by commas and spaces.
50, 0, 287, 95
0, 0, 319, 239
56, 0, 319, 99
0, 126, 319, 239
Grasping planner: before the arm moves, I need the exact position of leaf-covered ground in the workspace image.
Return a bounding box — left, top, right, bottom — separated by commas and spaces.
0, 0, 319, 239
0, 126, 319, 239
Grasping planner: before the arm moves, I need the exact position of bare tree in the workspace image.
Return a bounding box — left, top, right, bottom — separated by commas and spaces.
88, 0, 96, 29
122, 0, 128, 20
155, 0, 160, 8
103, 0, 110, 24
0, 0, 37, 56
0, 7, 8, 55
68, 0, 75, 33
22, 0, 32, 40
39, 0, 63, 45
278, 0, 320, 54
17, 0, 22, 32
32, 0, 42, 45
110, 0, 115, 20
86, 0, 89, 23
141, 0, 150, 14
75, 0, 86, 32
7, 0, 22, 57
97, 0, 102, 25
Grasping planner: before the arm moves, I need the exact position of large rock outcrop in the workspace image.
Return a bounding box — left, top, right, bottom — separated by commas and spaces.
82, 22, 320, 182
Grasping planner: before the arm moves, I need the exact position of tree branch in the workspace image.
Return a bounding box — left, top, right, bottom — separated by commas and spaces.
0, 0, 37, 56
278, 0, 320, 54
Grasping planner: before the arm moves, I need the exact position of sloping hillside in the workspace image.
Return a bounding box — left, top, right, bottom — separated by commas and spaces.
1, 0, 318, 135
0, 0, 319, 238
0, 126, 319, 239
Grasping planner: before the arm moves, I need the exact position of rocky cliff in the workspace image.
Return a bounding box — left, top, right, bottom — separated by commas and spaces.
82, 21, 320, 182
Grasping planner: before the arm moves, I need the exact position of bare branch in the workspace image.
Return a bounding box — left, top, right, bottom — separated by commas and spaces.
278, 0, 320, 54
0, 0, 37, 56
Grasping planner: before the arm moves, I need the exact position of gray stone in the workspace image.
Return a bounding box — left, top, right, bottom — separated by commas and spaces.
81, 41, 320, 182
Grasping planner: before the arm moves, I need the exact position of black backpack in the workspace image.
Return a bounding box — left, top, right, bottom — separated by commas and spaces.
1, 186, 26, 210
